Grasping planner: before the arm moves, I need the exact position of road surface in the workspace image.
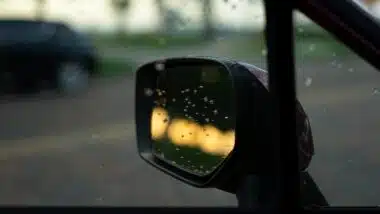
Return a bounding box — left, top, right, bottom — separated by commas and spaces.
0, 47, 380, 206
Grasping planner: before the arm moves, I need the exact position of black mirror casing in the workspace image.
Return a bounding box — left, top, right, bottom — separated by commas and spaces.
135, 57, 273, 194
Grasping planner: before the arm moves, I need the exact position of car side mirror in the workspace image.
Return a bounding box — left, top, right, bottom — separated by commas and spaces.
134, 57, 275, 193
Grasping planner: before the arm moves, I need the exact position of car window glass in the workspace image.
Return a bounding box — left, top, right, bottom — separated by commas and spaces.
0, 21, 55, 43
294, 10, 380, 206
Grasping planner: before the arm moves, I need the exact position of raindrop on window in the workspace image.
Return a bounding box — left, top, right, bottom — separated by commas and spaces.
203, 96, 209, 102
176, 147, 180, 151
261, 49, 267, 56
158, 38, 166, 45
213, 109, 218, 115
180, 156, 184, 159
337, 63, 343, 69
304, 77, 313, 87
297, 27, 304, 33
184, 109, 188, 112
172, 98, 176, 102
205, 118, 210, 122
209, 99, 214, 104
144, 88, 154, 97
373, 88, 379, 95
231, 4, 237, 9
193, 89, 198, 94
172, 161, 177, 165
348, 68, 355, 73
199, 85, 204, 89
225, 116, 229, 119
308, 44, 316, 52
192, 104, 196, 107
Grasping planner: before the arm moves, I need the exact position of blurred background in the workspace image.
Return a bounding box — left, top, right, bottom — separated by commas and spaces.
0, 0, 380, 207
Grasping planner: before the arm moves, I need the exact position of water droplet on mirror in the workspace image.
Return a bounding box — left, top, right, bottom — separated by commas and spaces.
155, 62, 165, 71
304, 77, 312, 87
144, 88, 154, 97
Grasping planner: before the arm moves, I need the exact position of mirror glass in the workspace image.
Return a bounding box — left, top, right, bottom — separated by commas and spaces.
148, 60, 236, 176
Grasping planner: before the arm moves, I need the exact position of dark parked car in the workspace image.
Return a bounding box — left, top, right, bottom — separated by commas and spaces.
0, 19, 99, 95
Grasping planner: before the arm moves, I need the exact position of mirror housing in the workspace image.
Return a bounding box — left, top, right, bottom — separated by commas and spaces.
135, 57, 275, 193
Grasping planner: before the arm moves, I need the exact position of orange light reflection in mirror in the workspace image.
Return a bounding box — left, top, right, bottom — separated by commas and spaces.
151, 107, 170, 140
151, 107, 235, 157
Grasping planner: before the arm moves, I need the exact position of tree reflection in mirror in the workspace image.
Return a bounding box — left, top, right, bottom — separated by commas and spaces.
149, 61, 236, 176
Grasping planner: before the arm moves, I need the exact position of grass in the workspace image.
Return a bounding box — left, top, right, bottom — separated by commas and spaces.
96, 58, 139, 78
92, 33, 208, 49
92, 30, 355, 78
225, 32, 353, 60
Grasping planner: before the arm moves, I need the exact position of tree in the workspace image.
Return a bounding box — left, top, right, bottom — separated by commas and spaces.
200, 0, 214, 40
35, 0, 47, 20
155, 0, 169, 32
111, 0, 132, 36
